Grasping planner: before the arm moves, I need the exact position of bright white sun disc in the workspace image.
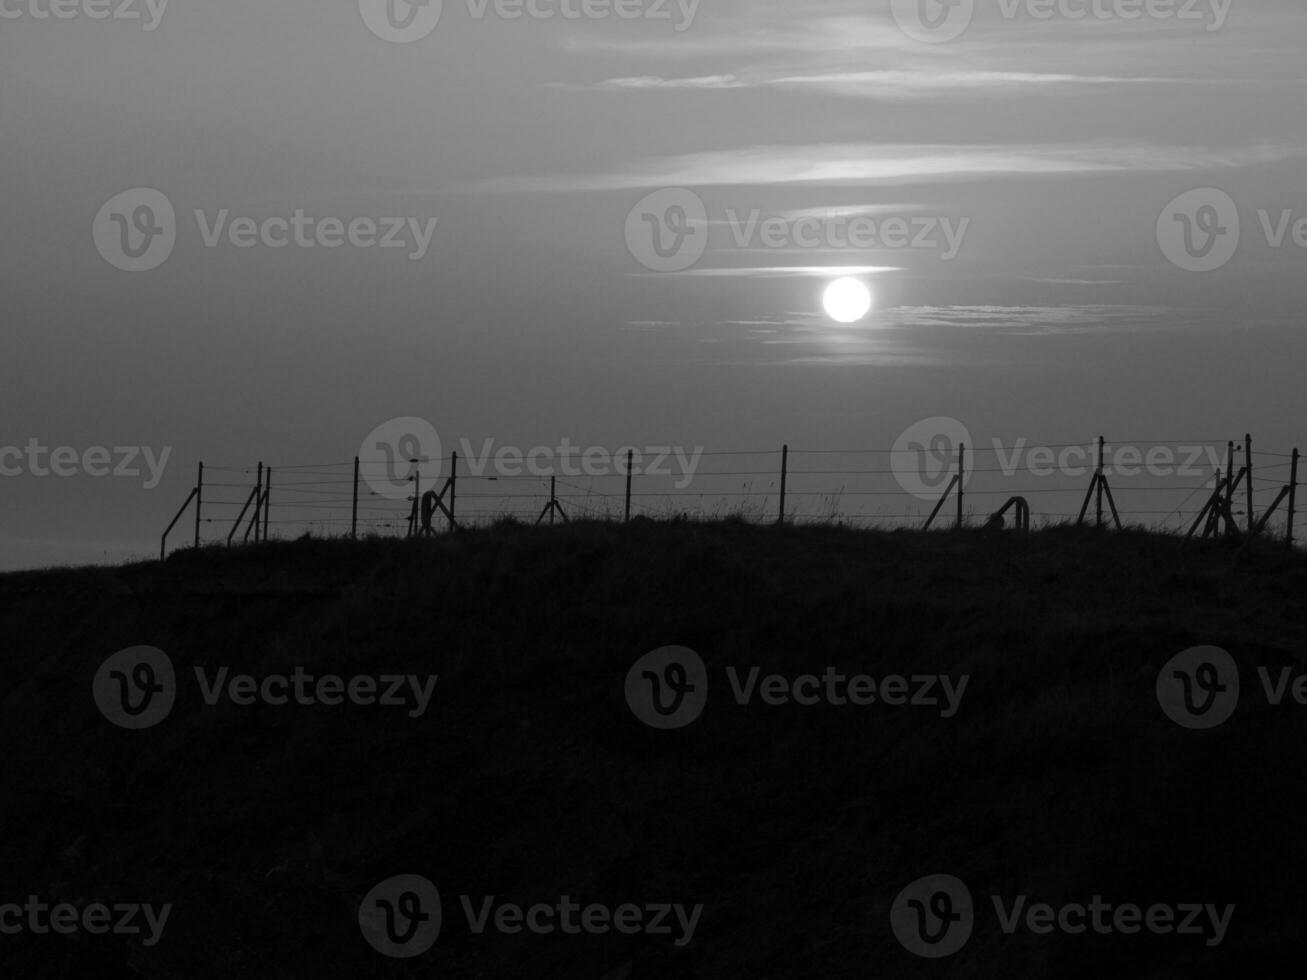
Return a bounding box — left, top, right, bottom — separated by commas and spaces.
822, 277, 873, 323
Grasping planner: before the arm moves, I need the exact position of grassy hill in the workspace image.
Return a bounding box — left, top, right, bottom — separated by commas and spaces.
2, 520, 1306, 978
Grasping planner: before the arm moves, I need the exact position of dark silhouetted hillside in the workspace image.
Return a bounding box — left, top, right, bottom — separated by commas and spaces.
2, 521, 1306, 978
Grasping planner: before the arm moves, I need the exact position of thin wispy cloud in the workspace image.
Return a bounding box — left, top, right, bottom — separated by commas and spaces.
630, 265, 902, 279
691, 204, 927, 228
881, 305, 1212, 334
581, 69, 1181, 99
1019, 278, 1129, 286
772, 204, 929, 220
617, 302, 1239, 368
591, 74, 748, 90
561, 13, 927, 59
559, 6, 1304, 92
471, 141, 1303, 193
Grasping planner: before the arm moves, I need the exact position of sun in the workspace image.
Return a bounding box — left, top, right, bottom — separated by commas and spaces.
822, 277, 873, 323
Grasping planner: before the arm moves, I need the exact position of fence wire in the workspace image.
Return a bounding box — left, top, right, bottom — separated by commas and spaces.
171, 436, 1302, 555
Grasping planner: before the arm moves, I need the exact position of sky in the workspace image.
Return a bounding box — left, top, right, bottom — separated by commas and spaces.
2, 0, 1305, 568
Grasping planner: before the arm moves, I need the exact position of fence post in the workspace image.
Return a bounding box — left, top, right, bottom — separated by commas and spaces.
1288, 448, 1299, 548
778, 444, 788, 524
1095, 437, 1105, 528
1245, 433, 1254, 536
227, 466, 263, 547
194, 462, 204, 548
253, 462, 264, 542
625, 449, 633, 523
352, 457, 359, 539
243, 463, 263, 544
263, 468, 271, 542
255, 463, 263, 542
449, 452, 458, 532
409, 468, 420, 538
956, 443, 965, 529
160, 486, 200, 561
1225, 439, 1236, 519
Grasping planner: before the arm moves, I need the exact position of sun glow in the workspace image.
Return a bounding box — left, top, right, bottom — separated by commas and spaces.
822, 277, 873, 323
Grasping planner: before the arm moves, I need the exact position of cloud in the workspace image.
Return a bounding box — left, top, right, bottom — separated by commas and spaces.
880, 304, 1209, 334
471, 141, 1303, 193
587, 74, 749, 90
581, 69, 1180, 99
560, 14, 925, 59
630, 265, 901, 278
1018, 278, 1129, 285
639, 303, 1229, 368
771, 204, 929, 220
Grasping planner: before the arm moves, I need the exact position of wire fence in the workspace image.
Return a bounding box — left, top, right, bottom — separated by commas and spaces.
161, 434, 1302, 558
